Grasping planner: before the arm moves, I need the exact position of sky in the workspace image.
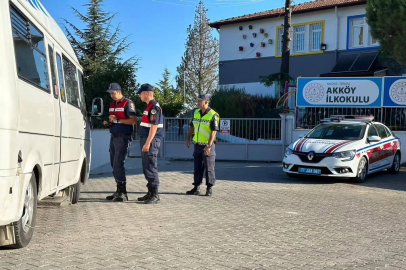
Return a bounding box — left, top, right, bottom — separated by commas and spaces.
40, 0, 309, 87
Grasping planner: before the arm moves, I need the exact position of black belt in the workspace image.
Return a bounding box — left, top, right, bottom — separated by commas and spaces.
193, 142, 216, 146
111, 133, 131, 138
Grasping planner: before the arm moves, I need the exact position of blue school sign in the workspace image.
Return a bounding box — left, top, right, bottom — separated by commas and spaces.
383, 77, 406, 107
297, 77, 383, 107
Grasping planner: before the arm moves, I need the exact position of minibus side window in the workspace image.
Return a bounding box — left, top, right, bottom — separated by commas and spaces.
78, 71, 87, 111
10, 6, 50, 92
48, 45, 58, 99
56, 54, 66, 102
62, 56, 80, 108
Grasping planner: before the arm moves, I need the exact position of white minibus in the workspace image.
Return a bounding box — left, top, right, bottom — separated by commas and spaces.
0, 0, 103, 248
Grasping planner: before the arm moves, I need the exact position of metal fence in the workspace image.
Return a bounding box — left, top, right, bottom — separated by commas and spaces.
163, 118, 282, 144
296, 107, 406, 131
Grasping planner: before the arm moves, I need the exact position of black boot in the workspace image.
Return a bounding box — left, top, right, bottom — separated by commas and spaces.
106, 187, 119, 200
113, 186, 128, 202
144, 188, 160, 204
186, 185, 201, 195
205, 186, 212, 197
137, 187, 152, 202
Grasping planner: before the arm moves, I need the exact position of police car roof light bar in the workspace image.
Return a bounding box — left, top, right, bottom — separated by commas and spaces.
329, 115, 374, 123
329, 115, 345, 122
320, 115, 375, 124
342, 115, 374, 121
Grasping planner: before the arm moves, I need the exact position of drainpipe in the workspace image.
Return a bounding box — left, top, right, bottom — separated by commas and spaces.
335, 6, 339, 62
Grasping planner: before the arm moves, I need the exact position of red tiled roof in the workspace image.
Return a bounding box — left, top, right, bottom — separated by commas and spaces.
209, 0, 367, 28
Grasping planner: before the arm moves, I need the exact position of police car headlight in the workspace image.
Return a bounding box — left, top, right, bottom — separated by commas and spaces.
333, 150, 356, 160
285, 147, 293, 156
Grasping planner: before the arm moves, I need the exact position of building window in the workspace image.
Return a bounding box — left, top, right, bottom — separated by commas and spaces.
10, 6, 50, 91
310, 22, 322, 51
347, 15, 379, 50
294, 25, 306, 53
351, 18, 364, 47
369, 30, 379, 46
278, 27, 284, 55
276, 20, 324, 57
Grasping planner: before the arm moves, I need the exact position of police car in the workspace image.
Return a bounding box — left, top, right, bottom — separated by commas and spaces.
283, 116, 401, 182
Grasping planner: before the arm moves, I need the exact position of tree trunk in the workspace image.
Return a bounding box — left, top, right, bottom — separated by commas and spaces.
280, 0, 292, 97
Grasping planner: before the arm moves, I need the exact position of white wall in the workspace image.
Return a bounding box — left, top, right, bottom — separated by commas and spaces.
393, 131, 406, 164
90, 129, 111, 171
221, 82, 277, 96
219, 4, 369, 62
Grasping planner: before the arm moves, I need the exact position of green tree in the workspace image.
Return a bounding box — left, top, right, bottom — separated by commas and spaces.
64, 0, 139, 123
155, 68, 183, 117
176, 1, 219, 108
367, 0, 406, 63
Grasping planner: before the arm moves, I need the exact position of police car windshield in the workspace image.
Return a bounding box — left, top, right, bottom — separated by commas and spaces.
306, 124, 366, 140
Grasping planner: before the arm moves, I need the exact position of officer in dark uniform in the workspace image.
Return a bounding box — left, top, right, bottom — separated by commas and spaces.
186, 94, 219, 196
103, 83, 137, 202
136, 84, 164, 204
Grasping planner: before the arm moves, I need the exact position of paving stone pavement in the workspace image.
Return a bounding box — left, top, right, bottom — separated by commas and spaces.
1, 159, 406, 270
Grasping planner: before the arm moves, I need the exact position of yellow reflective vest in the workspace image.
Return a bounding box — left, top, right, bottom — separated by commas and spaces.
192, 109, 220, 144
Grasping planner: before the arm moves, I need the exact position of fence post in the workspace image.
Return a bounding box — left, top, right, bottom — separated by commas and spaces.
280, 113, 287, 158
285, 114, 295, 146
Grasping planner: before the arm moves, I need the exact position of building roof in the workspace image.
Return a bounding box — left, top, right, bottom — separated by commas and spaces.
209, 0, 367, 29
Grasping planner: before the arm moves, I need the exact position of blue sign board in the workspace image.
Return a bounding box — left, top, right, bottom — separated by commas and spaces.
297, 77, 383, 107
383, 77, 406, 107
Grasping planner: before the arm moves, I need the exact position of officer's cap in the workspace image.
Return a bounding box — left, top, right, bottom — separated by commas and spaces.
198, 94, 211, 101
137, 83, 154, 94
106, 83, 122, 93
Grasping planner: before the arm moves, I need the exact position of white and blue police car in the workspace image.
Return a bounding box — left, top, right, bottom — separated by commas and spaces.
283, 116, 401, 182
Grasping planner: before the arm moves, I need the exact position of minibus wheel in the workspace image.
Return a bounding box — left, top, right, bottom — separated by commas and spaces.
70, 180, 82, 205
11, 172, 38, 248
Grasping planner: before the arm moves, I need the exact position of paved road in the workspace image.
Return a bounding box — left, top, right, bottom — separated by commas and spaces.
1, 159, 406, 269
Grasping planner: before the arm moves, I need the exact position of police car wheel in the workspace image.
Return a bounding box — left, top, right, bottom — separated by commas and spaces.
70, 180, 82, 205
353, 157, 368, 183
388, 152, 401, 174
10, 172, 38, 249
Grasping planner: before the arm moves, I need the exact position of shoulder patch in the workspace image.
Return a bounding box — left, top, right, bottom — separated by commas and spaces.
130, 103, 135, 111
151, 109, 157, 115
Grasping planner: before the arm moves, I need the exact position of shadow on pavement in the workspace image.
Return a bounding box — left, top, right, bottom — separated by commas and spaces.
89, 160, 406, 192
213, 162, 406, 192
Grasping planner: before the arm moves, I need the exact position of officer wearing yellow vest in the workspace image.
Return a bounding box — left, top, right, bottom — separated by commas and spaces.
186, 94, 219, 196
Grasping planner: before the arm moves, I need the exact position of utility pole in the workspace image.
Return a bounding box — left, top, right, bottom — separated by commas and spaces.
280, 0, 293, 97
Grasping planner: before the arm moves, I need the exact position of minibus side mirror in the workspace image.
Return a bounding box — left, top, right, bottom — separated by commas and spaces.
91, 98, 104, 117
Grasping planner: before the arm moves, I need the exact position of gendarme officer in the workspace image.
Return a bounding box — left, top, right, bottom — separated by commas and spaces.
137, 84, 164, 204
186, 94, 219, 196
103, 83, 137, 202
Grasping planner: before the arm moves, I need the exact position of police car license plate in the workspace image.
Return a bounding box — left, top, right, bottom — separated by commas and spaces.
298, 167, 321, 175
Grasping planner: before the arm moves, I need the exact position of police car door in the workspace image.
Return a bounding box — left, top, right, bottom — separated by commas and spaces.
366, 125, 384, 171
375, 124, 394, 168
